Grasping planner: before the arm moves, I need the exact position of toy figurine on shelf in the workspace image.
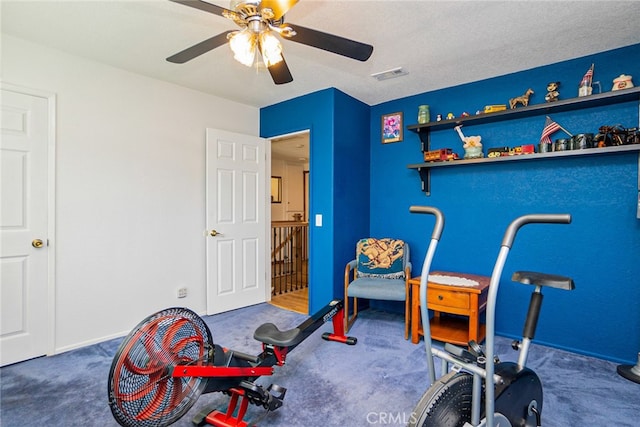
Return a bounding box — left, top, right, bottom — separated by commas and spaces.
545, 82, 560, 102
612, 74, 634, 91
454, 125, 483, 159
578, 64, 594, 97
509, 88, 534, 109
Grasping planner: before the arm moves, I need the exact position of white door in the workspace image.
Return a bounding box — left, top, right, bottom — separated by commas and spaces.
206, 128, 268, 314
1, 88, 52, 366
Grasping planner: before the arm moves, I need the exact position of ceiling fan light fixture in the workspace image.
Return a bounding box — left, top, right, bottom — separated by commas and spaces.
229, 29, 256, 67
259, 31, 283, 67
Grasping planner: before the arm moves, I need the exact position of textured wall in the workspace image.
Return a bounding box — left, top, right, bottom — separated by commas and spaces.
370, 44, 640, 363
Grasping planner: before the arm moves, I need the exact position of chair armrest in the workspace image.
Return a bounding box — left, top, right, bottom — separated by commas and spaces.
344, 259, 357, 287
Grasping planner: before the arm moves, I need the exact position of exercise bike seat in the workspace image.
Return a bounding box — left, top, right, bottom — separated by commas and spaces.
253, 323, 303, 347
512, 271, 575, 291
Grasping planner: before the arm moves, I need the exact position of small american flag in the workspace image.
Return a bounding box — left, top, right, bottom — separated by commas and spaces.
580, 64, 594, 87
540, 116, 561, 145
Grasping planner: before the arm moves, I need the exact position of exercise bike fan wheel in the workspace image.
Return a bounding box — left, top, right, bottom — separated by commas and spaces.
108, 307, 214, 427
409, 371, 480, 427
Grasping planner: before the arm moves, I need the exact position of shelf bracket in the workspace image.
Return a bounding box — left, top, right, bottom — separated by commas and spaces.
417, 166, 431, 196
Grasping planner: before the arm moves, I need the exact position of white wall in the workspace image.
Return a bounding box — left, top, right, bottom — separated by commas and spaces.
1, 35, 260, 353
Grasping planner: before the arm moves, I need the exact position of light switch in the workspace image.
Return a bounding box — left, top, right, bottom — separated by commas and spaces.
315, 214, 322, 227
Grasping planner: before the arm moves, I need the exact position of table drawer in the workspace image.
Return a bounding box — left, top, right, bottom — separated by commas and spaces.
427, 288, 470, 309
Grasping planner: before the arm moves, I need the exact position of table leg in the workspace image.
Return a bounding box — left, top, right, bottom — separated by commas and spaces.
411, 285, 420, 344
469, 293, 479, 344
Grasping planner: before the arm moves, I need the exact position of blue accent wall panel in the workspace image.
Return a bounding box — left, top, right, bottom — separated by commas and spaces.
332, 91, 371, 298
261, 44, 639, 363
370, 44, 640, 364
260, 89, 370, 313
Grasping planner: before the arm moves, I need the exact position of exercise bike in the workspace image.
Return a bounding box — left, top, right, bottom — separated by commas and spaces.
408, 206, 574, 427
107, 299, 356, 427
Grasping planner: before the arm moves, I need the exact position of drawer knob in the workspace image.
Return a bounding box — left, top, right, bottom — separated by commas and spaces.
438, 295, 444, 301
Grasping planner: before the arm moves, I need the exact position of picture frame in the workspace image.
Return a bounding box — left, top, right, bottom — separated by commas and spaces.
270, 176, 282, 203
381, 112, 403, 144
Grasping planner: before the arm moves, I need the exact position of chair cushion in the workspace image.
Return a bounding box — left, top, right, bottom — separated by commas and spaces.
347, 277, 406, 301
355, 238, 405, 279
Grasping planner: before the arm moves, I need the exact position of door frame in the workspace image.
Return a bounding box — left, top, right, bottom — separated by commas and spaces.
267, 129, 310, 305
2, 82, 57, 357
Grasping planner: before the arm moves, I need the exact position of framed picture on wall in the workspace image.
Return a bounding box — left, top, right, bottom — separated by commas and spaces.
381, 112, 403, 144
270, 176, 282, 203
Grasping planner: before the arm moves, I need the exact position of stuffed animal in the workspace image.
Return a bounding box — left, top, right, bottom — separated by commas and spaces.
545, 82, 560, 102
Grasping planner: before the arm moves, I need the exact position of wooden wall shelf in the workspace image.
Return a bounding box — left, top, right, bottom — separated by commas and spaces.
405, 87, 640, 195
407, 87, 640, 134
408, 144, 640, 170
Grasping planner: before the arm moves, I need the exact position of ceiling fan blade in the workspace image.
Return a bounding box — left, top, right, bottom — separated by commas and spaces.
260, 0, 299, 20
285, 24, 373, 62
169, 0, 229, 17
166, 31, 234, 63
268, 56, 293, 85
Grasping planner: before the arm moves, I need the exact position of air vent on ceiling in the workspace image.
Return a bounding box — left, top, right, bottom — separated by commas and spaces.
371, 67, 408, 81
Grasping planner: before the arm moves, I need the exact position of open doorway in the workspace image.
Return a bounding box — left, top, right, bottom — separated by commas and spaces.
269, 131, 310, 314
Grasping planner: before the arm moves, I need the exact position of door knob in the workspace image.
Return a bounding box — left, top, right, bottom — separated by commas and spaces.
32, 239, 44, 248
209, 229, 223, 237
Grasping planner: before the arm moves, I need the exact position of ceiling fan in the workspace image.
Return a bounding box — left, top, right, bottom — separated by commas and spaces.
167, 0, 374, 84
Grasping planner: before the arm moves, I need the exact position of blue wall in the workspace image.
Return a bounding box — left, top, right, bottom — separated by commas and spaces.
370, 44, 640, 364
261, 44, 640, 364
261, 88, 370, 313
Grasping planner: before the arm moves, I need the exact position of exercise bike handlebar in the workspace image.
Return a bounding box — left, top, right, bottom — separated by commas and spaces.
409, 206, 445, 386
409, 206, 445, 241
501, 214, 571, 248
483, 213, 571, 427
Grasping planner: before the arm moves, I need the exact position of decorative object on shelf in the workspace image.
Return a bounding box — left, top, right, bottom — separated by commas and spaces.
521, 144, 536, 154
554, 138, 568, 151
454, 125, 483, 159
446, 112, 455, 120
539, 115, 572, 152
423, 148, 459, 162
487, 145, 537, 157
488, 147, 510, 158
436, 114, 443, 121
545, 81, 560, 102
381, 112, 403, 144
484, 105, 507, 113
417, 105, 430, 124
578, 63, 594, 97
595, 125, 638, 147
538, 142, 552, 153
571, 133, 594, 149
612, 74, 634, 91
509, 88, 534, 109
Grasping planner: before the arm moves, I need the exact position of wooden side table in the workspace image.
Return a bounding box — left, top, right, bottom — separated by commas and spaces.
409, 271, 490, 346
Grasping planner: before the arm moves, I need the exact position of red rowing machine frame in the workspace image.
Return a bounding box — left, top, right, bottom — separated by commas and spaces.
175, 299, 357, 427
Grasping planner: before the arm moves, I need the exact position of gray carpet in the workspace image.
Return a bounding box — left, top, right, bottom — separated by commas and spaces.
1, 303, 638, 426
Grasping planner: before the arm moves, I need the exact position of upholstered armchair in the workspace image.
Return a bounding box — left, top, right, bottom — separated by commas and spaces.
344, 238, 411, 339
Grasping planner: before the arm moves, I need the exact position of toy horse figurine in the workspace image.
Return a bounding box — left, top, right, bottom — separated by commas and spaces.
509, 88, 534, 109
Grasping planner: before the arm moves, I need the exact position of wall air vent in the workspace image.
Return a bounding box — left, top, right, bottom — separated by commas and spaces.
371, 67, 408, 81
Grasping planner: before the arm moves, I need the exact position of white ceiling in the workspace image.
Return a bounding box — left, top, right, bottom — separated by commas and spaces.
271, 131, 310, 162
2, 0, 640, 109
